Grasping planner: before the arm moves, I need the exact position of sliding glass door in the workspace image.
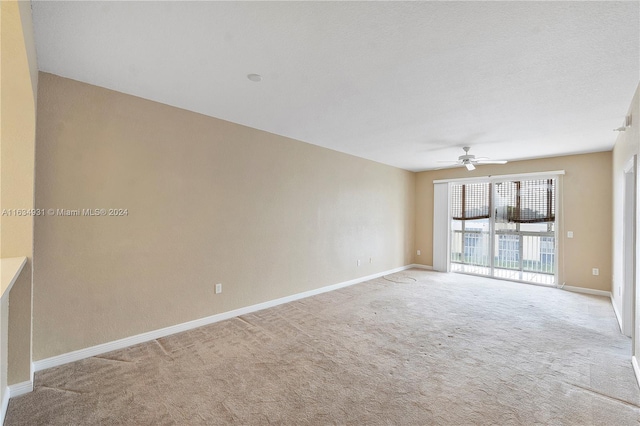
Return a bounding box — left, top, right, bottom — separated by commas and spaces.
450, 178, 557, 285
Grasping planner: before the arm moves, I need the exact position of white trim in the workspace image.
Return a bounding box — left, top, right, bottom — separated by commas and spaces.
612, 296, 624, 332
622, 155, 636, 338
632, 356, 640, 390
1, 257, 27, 300
8, 380, 33, 398
456, 270, 556, 289
433, 169, 565, 184
0, 380, 34, 424
563, 287, 624, 335
33, 264, 415, 372
624, 157, 636, 174
408, 264, 434, 270
0, 386, 9, 426
561, 285, 612, 298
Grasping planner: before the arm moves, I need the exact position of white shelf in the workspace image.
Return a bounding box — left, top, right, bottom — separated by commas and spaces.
1, 257, 27, 299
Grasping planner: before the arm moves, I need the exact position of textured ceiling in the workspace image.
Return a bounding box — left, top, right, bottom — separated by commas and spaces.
31, 1, 639, 172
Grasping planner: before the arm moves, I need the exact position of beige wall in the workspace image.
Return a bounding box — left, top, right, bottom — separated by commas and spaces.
17, 0, 38, 102
33, 73, 416, 360
416, 152, 613, 291
1, 0, 38, 386
611, 83, 639, 349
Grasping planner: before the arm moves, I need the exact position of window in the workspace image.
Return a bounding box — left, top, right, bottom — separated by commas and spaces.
464, 229, 483, 261
451, 183, 492, 268
495, 179, 555, 223
449, 176, 557, 285
498, 235, 520, 269
451, 182, 492, 220
540, 237, 554, 267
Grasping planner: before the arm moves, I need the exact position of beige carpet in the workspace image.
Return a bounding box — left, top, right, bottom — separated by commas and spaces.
6, 269, 640, 425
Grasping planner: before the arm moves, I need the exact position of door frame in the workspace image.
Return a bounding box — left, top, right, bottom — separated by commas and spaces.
623, 156, 636, 339
443, 172, 562, 286
434, 170, 565, 280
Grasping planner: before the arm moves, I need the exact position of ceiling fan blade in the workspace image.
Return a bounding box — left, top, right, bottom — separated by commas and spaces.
475, 160, 508, 164
436, 147, 506, 170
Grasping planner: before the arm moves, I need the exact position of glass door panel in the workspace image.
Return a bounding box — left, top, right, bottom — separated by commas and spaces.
451, 218, 491, 276
451, 178, 557, 285
493, 181, 556, 285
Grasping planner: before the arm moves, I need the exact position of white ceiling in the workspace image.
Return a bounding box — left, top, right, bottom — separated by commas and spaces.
31, 1, 639, 172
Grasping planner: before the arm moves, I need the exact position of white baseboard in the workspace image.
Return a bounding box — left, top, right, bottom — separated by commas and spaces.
33, 264, 416, 372
1, 386, 9, 426
561, 285, 612, 298
561, 286, 624, 334
9, 380, 33, 398
611, 297, 623, 333
633, 356, 640, 391
0, 380, 34, 423
408, 264, 434, 270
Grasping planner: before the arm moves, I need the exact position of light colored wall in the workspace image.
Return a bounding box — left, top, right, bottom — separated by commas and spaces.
33, 73, 416, 360
17, 0, 38, 102
0, 0, 37, 387
416, 152, 612, 291
611, 83, 639, 348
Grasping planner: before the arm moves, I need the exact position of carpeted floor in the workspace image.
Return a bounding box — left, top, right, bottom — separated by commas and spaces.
5, 269, 640, 425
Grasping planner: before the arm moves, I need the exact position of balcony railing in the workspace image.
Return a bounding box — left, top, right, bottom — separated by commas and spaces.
451, 229, 555, 285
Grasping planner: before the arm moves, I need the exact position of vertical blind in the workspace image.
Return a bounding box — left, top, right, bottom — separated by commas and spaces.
433, 183, 450, 272
451, 182, 492, 220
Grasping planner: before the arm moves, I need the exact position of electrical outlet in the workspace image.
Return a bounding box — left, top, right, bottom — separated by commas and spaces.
215, 283, 222, 294
369, 257, 372, 263
592, 268, 599, 276
417, 250, 421, 256
567, 231, 574, 238
357, 259, 361, 266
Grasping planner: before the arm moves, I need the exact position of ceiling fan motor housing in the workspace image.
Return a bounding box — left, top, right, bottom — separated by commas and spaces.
459, 146, 474, 162
459, 154, 475, 162
434, 146, 506, 170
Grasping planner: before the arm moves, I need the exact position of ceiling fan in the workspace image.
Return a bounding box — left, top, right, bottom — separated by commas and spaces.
437, 146, 508, 171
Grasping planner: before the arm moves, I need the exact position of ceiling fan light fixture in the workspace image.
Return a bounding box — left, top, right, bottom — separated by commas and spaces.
437, 147, 506, 171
